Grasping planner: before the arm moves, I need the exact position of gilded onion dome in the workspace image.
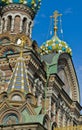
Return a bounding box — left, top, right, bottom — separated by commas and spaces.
40, 11, 72, 55
40, 35, 72, 55
0, 0, 41, 13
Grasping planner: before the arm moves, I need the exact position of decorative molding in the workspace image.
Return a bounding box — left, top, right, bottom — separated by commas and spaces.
1, 4, 35, 19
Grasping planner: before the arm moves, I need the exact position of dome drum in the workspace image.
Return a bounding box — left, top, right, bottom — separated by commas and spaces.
0, 4, 34, 37
0, 0, 41, 16
1, 4, 35, 19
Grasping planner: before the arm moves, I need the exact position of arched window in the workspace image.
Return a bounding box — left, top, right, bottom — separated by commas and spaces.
3, 113, 19, 125
58, 60, 71, 98
2, 18, 5, 31
52, 122, 57, 130
7, 16, 12, 31
28, 21, 31, 35
22, 17, 27, 33
11, 94, 22, 101
14, 15, 21, 33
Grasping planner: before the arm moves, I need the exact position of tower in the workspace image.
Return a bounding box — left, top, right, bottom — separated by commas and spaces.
40, 11, 81, 127
0, 1, 48, 130
0, 1, 81, 130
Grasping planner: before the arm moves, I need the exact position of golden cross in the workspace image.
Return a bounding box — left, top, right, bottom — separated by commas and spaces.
51, 11, 62, 36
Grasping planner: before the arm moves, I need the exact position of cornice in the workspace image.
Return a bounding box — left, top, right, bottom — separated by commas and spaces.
1, 4, 35, 19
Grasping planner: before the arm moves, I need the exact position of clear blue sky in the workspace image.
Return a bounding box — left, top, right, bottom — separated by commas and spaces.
32, 0, 82, 105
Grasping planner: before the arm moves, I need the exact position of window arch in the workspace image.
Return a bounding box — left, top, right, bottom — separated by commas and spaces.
11, 94, 22, 101
14, 15, 21, 33
7, 15, 12, 31
22, 17, 27, 33
2, 18, 5, 31
2, 113, 19, 125
57, 53, 80, 103
52, 122, 57, 130
26, 94, 37, 105
58, 58, 72, 98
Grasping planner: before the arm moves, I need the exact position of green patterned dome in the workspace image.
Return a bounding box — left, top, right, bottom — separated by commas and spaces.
0, 0, 41, 13
40, 35, 72, 55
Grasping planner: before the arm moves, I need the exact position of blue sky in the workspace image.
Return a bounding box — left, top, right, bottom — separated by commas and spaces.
32, 0, 82, 105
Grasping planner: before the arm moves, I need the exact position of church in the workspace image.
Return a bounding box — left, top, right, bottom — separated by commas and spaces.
0, 0, 81, 130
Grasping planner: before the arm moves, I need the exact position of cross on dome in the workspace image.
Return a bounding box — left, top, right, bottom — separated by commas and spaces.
50, 10, 62, 36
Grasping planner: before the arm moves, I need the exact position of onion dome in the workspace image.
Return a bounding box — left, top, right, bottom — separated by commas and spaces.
40, 11, 72, 56
40, 35, 72, 55
0, 0, 41, 13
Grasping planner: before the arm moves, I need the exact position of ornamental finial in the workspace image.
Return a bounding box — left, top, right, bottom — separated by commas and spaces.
51, 11, 62, 36
17, 36, 27, 57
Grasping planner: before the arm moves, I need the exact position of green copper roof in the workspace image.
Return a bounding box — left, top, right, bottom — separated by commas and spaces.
34, 106, 42, 115
46, 54, 59, 76
8, 57, 30, 93
21, 107, 45, 124
40, 35, 72, 55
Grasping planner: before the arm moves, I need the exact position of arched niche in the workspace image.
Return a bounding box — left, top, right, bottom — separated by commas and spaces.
0, 46, 16, 56
52, 122, 57, 130
14, 15, 21, 33
0, 37, 10, 44
57, 53, 80, 103
0, 108, 22, 124
9, 90, 25, 102
22, 17, 27, 33
25, 93, 37, 106
7, 15, 12, 31
0, 92, 8, 101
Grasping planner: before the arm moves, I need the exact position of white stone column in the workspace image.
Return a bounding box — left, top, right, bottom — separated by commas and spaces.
29, 21, 33, 38
4, 17, 8, 32
33, 86, 36, 96
52, 102, 56, 122
11, 16, 15, 32
57, 109, 62, 127
26, 20, 30, 35
63, 113, 67, 127
20, 17, 23, 32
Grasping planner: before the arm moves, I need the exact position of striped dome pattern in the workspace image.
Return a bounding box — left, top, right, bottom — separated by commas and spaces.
0, 0, 41, 13
40, 36, 72, 55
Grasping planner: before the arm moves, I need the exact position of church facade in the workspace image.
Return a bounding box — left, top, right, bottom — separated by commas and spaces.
0, 0, 81, 130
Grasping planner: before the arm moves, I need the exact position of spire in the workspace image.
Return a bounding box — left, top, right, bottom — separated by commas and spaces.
51, 10, 62, 36
8, 36, 30, 94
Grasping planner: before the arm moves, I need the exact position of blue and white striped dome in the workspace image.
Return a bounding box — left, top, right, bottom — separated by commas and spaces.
0, 0, 41, 13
